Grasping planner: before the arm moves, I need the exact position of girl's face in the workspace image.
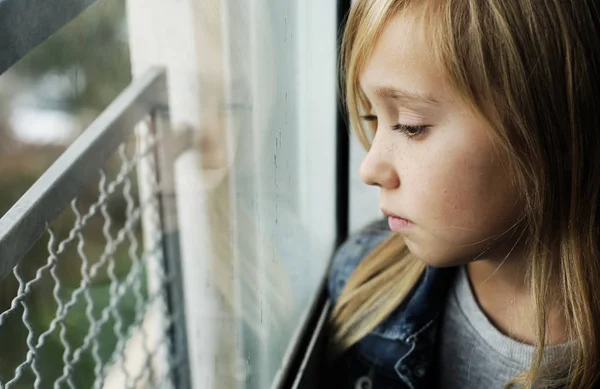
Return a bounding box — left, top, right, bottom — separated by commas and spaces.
359, 12, 523, 267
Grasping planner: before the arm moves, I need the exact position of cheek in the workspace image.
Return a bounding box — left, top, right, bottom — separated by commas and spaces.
408, 139, 519, 246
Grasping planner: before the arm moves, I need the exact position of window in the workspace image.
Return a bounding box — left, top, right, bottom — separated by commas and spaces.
0, 0, 338, 388
127, 0, 337, 387
0, 1, 139, 387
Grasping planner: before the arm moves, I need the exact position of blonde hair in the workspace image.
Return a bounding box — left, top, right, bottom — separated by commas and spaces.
329, 1, 600, 388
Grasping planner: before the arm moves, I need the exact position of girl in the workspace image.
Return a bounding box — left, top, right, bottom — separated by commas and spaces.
326, 1, 600, 388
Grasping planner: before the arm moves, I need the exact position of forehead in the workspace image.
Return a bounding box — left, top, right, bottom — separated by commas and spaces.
359, 12, 448, 100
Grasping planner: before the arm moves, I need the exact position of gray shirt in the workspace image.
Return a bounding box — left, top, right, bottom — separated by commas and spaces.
436, 266, 571, 388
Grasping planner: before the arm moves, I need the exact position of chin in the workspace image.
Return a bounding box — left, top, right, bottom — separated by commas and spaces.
404, 239, 469, 268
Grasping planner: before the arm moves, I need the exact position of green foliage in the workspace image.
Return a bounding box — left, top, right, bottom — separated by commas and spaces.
0, 0, 151, 386
13, 0, 131, 115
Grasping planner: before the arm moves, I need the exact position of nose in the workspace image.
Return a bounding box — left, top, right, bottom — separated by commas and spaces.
359, 136, 400, 189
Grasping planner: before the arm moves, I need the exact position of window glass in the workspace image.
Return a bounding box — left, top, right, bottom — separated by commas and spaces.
0, 0, 337, 387
142, 0, 337, 387
0, 0, 134, 387
0, 0, 130, 153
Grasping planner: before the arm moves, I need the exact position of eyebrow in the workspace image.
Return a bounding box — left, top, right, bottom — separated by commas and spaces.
373, 86, 440, 106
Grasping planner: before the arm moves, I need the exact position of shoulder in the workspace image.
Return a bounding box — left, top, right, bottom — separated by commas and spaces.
327, 218, 392, 304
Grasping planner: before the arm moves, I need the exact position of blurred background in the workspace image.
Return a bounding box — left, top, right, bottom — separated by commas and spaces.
0, 1, 138, 387
0, 0, 379, 387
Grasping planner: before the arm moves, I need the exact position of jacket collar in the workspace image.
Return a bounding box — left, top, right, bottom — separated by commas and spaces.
370, 265, 457, 388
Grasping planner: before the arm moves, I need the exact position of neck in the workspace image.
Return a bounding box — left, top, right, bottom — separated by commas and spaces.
466, 250, 567, 346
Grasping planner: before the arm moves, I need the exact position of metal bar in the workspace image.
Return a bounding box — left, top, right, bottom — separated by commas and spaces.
152, 107, 192, 389
0, 0, 98, 75
271, 274, 329, 389
291, 300, 331, 389
0, 67, 168, 281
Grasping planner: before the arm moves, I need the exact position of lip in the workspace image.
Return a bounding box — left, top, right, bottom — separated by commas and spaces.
381, 208, 411, 221
381, 208, 414, 232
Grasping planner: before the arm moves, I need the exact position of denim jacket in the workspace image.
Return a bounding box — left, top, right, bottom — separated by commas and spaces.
326, 218, 457, 389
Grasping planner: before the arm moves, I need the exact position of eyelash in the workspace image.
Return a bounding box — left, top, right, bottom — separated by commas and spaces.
361, 115, 429, 138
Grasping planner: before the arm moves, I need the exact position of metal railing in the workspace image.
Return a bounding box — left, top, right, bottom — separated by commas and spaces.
0, 68, 190, 388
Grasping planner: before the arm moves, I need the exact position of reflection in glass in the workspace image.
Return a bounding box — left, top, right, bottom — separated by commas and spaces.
181, 0, 326, 388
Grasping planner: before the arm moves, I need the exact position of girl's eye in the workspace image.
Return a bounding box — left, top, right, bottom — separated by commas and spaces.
360, 115, 429, 138
362, 115, 378, 122
390, 123, 429, 138
361, 114, 379, 133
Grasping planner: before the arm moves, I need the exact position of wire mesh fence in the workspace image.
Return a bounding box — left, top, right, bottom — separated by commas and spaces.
0, 116, 186, 389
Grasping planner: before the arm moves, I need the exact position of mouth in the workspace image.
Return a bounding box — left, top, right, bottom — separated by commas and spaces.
381, 208, 414, 232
